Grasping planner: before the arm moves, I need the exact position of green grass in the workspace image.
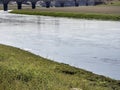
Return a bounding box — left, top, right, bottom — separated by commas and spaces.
10, 10, 120, 21
11, 10, 120, 21
98, 1, 120, 6
107, 1, 120, 6
0, 44, 120, 90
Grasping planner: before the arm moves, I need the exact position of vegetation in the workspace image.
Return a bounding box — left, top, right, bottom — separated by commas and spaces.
98, 0, 120, 6
10, 9, 120, 21
105, 1, 120, 6
0, 44, 120, 90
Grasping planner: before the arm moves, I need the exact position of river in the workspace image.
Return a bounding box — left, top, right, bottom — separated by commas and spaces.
0, 10, 120, 80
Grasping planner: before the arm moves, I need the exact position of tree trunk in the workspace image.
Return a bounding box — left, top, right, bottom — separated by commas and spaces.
3, 3, 8, 11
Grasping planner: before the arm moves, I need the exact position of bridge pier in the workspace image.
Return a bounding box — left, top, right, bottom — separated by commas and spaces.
31, 2, 36, 9
75, 3, 79, 7
60, 3, 64, 7
74, 0, 79, 7
45, 1, 51, 8
17, 2, 22, 9
3, 3, 8, 11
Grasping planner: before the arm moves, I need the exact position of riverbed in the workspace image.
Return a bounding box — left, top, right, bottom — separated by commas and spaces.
0, 10, 120, 80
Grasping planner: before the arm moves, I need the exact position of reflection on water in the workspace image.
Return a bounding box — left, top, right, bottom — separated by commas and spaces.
0, 11, 120, 80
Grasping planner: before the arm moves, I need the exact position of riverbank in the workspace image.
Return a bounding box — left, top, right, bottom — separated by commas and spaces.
0, 44, 120, 90
10, 6, 120, 21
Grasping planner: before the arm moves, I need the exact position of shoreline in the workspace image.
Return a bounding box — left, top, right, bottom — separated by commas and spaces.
9, 6, 120, 21
10, 9, 120, 21
0, 44, 120, 90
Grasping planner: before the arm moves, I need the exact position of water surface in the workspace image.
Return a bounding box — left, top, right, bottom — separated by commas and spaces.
0, 11, 120, 80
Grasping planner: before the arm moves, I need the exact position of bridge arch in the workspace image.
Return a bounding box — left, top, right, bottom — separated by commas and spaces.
1, 0, 41, 11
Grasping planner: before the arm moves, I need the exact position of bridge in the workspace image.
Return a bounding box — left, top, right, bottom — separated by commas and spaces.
0, 0, 103, 11
1, 0, 51, 11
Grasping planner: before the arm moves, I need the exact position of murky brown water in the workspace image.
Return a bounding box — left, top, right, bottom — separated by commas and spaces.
0, 10, 120, 80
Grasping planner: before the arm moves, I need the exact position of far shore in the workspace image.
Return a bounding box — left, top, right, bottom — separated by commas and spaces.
26, 6, 120, 15
7, 6, 120, 21
0, 6, 120, 14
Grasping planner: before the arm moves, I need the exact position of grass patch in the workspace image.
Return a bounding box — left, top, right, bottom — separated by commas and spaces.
106, 1, 120, 6
0, 44, 120, 90
10, 9, 120, 21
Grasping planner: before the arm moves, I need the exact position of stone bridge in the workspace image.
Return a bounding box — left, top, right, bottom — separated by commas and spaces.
1, 0, 45, 11
0, 0, 103, 11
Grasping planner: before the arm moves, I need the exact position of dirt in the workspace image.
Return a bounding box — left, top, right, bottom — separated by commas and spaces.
36, 6, 120, 15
